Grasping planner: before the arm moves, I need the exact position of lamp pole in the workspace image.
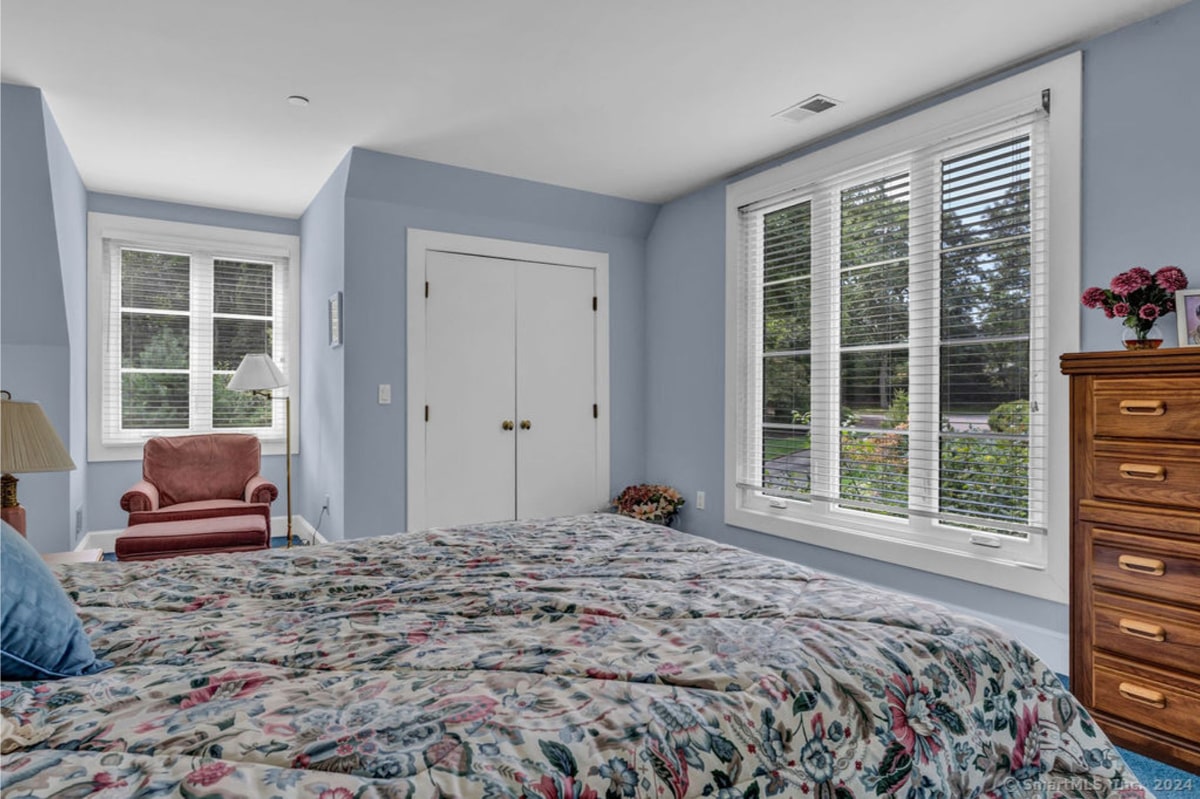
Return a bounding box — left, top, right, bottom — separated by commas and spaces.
253, 388, 291, 548
284, 394, 292, 547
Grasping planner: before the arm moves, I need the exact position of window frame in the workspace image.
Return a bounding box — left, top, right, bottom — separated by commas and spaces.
87, 213, 300, 462
724, 54, 1080, 602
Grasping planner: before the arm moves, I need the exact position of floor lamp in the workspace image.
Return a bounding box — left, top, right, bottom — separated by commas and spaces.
1, 390, 77, 537
227, 354, 293, 547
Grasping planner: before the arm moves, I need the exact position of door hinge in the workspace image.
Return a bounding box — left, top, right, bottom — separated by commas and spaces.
425, 405, 429, 422
425, 281, 429, 298
593, 404, 598, 419
592, 296, 597, 311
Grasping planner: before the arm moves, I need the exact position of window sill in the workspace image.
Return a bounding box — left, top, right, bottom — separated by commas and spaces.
88, 437, 295, 463
725, 500, 1067, 603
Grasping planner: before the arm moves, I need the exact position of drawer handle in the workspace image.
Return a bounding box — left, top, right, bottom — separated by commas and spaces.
1118, 682, 1166, 709
1118, 463, 1166, 481
1119, 399, 1166, 416
1118, 618, 1166, 642
1117, 554, 1166, 576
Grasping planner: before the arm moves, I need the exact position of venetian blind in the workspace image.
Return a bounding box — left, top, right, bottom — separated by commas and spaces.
737, 103, 1049, 539
100, 239, 291, 444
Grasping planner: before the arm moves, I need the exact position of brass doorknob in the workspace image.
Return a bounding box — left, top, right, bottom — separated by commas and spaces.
519, 420, 531, 430
501, 420, 514, 431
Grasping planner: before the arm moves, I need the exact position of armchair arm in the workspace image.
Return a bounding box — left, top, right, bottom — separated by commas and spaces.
244, 475, 279, 505
121, 480, 160, 513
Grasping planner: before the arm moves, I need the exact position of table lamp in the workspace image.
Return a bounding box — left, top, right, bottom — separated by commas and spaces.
1, 390, 76, 537
227, 354, 293, 547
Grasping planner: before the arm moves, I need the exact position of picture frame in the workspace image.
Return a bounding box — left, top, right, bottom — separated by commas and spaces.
1178, 289, 1200, 347
328, 291, 343, 348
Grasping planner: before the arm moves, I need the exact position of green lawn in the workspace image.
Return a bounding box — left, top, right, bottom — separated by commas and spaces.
763, 434, 810, 460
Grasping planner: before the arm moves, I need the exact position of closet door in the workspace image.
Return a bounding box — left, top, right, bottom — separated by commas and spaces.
424, 252, 516, 527
515, 262, 597, 518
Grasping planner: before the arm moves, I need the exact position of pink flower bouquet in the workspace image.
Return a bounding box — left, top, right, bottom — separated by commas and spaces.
1081, 266, 1188, 345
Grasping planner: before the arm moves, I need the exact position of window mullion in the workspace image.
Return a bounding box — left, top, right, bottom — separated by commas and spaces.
907, 155, 940, 527
106, 242, 124, 438
742, 209, 765, 495
810, 188, 838, 509
192, 253, 214, 431
1026, 118, 1050, 531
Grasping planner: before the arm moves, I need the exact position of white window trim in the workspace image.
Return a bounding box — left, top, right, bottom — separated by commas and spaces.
724, 53, 1080, 603
87, 212, 301, 462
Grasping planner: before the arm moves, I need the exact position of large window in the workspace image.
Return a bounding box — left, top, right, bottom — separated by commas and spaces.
725, 56, 1080, 600
88, 214, 299, 461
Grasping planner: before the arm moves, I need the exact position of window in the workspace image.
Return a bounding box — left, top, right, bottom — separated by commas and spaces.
725, 55, 1080, 601
88, 214, 299, 461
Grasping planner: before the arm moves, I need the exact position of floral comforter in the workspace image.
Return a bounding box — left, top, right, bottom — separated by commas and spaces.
2, 514, 1144, 798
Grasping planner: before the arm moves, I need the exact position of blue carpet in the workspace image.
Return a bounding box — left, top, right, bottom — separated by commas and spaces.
1056, 674, 1197, 796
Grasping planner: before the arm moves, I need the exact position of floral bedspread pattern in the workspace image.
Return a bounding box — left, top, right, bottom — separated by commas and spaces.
2, 514, 1144, 798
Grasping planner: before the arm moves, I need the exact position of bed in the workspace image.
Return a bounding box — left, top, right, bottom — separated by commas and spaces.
2, 514, 1145, 798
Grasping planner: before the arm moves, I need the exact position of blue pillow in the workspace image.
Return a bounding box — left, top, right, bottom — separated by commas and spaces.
1, 522, 112, 680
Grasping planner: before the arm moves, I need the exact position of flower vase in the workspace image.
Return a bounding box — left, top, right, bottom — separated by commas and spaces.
1122, 323, 1164, 351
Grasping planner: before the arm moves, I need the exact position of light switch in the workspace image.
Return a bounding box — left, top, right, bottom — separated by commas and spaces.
378, 384, 392, 404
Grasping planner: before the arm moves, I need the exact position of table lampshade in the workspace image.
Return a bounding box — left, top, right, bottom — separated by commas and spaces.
1, 391, 76, 536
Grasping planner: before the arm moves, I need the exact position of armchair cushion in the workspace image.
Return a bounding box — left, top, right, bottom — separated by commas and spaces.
127, 499, 271, 527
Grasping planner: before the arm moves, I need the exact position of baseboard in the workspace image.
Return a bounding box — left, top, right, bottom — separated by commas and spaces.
939, 599, 1069, 675
289, 514, 327, 545
78, 515, 327, 553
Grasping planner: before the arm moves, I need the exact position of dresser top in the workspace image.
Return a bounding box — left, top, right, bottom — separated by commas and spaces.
1060, 348, 1200, 375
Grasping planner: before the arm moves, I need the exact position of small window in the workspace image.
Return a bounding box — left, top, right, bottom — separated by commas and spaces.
88, 214, 299, 461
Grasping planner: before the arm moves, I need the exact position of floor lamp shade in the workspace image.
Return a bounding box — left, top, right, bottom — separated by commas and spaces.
1, 391, 76, 536
227, 355, 293, 547
227, 353, 287, 392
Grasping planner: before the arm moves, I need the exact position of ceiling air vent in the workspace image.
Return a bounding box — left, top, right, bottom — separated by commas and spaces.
774, 94, 840, 123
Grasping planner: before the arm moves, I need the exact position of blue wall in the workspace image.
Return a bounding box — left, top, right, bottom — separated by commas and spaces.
298, 155, 350, 540
1080, 1, 1200, 349
1, 84, 75, 552
641, 0, 1200, 667
43, 97, 90, 546
329, 148, 659, 539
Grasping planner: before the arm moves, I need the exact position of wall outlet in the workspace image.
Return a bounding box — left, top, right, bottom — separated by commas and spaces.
378, 383, 392, 404
322, 494, 331, 512
696, 491, 705, 510
75, 507, 83, 539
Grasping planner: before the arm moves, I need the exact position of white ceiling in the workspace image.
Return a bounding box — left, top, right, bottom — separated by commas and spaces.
1, 1, 1187, 218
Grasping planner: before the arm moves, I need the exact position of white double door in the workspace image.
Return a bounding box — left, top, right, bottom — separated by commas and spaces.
423, 251, 598, 528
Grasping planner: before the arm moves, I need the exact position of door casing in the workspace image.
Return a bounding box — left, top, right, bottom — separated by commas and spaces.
406, 229, 610, 531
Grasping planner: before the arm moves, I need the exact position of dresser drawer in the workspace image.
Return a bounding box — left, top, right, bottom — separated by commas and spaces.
1092, 659, 1200, 742
1092, 450, 1200, 511
1091, 529, 1200, 608
1094, 378, 1200, 441
1093, 592, 1200, 673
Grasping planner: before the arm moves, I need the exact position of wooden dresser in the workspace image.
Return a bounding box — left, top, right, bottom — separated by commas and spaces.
1060, 349, 1200, 773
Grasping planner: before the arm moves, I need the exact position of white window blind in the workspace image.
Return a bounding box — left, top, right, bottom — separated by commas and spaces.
735, 105, 1049, 549
88, 214, 297, 459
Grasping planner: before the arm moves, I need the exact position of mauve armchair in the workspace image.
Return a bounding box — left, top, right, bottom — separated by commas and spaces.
120, 433, 278, 527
